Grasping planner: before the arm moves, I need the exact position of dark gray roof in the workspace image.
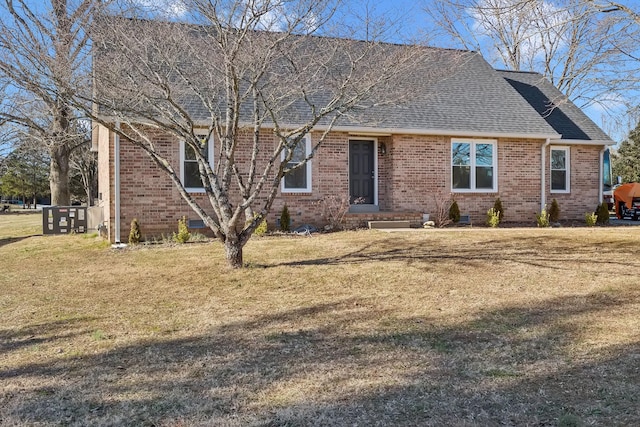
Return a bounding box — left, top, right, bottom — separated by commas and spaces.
96, 18, 610, 142
339, 50, 562, 138
497, 70, 613, 142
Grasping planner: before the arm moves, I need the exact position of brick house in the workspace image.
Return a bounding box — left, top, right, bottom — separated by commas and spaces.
93, 43, 613, 242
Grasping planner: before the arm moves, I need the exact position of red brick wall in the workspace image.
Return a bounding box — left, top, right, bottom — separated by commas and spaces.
451, 138, 544, 224
272, 131, 350, 229
116, 130, 222, 240
544, 145, 601, 222
383, 137, 601, 224
99, 128, 604, 240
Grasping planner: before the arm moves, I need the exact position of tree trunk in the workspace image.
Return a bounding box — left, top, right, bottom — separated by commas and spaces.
224, 239, 244, 269
83, 169, 93, 206
50, 145, 70, 206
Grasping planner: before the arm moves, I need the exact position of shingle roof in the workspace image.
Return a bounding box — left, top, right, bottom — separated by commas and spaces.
96, 18, 611, 142
496, 70, 613, 143
339, 49, 563, 138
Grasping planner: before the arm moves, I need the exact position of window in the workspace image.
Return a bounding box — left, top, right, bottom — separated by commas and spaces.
451, 140, 497, 192
282, 134, 312, 193
550, 147, 570, 193
180, 135, 214, 192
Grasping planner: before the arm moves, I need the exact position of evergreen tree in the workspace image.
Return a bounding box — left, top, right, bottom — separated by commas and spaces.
612, 123, 640, 183
0, 141, 49, 206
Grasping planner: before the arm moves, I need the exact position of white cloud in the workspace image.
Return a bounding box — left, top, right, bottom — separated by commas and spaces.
229, 1, 321, 33
135, 0, 187, 18
469, 0, 571, 65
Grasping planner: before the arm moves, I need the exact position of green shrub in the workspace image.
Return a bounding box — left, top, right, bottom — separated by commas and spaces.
254, 216, 268, 235
596, 201, 610, 225
448, 200, 460, 223
536, 207, 550, 227
486, 208, 500, 228
493, 197, 504, 222
279, 205, 291, 232
128, 218, 141, 244
585, 212, 597, 227
548, 198, 560, 223
173, 216, 191, 243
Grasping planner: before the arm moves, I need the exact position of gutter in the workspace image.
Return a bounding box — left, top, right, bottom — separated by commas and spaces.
180, 119, 563, 141
114, 121, 121, 244
541, 138, 551, 212
339, 126, 561, 141
99, 115, 565, 141
599, 147, 604, 204
550, 139, 614, 146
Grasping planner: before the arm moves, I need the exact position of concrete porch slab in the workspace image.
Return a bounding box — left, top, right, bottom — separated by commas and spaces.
368, 220, 411, 229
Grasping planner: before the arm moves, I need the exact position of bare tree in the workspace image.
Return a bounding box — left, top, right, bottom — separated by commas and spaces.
85, 0, 450, 267
582, 1, 640, 93
69, 139, 97, 206
0, 0, 103, 206
586, 1, 640, 22
423, 0, 630, 110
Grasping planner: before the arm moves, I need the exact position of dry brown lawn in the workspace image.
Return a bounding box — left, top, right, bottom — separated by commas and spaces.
1, 213, 639, 426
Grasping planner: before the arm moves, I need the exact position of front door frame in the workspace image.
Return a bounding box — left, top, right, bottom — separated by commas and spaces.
348, 138, 379, 207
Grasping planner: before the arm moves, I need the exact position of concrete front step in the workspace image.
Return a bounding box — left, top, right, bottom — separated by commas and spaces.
368, 220, 411, 229
343, 211, 423, 229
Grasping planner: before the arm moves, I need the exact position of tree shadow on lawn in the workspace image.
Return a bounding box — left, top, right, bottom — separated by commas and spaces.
0, 317, 96, 356
260, 234, 640, 272
0, 235, 40, 249
2, 287, 639, 426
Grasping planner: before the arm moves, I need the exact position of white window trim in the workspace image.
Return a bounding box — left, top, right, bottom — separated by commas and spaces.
281, 134, 312, 193
451, 139, 498, 193
550, 146, 570, 194
180, 135, 215, 193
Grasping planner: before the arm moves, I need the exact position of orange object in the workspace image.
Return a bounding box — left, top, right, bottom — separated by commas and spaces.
614, 183, 640, 219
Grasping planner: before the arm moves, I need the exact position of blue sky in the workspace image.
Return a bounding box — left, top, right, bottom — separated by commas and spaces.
365, 0, 631, 142
1, 0, 631, 142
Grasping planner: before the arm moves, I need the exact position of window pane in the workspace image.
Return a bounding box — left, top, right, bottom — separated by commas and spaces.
183, 137, 209, 189
284, 162, 307, 189
185, 140, 209, 161
283, 136, 309, 190
185, 144, 196, 161
551, 150, 566, 170
476, 144, 493, 167
551, 170, 566, 191
476, 166, 493, 189
291, 140, 306, 162
452, 143, 471, 166
184, 161, 202, 188
453, 165, 471, 189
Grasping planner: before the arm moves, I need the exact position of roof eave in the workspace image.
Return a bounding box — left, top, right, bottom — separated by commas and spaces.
550, 138, 615, 146
322, 125, 562, 141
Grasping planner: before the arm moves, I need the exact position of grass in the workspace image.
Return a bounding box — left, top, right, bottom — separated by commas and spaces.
1, 214, 639, 426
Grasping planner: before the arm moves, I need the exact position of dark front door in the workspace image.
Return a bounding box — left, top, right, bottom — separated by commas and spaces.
349, 140, 375, 204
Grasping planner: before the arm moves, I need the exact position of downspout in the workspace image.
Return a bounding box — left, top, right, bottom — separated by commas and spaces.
598, 146, 605, 204
541, 138, 551, 212
114, 122, 121, 244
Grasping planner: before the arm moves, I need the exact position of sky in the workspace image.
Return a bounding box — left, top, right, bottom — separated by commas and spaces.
0, 0, 634, 142
368, 0, 633, 142
170, 0, 633, 141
